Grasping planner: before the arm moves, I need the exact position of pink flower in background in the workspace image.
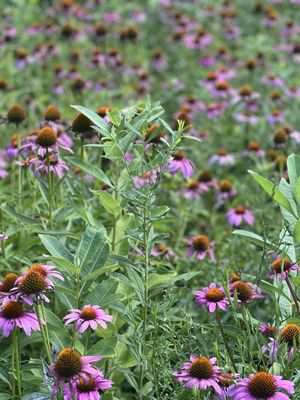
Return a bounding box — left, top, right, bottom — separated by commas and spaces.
173, 355, 222, 394
167, 151, 194, 179
227, 372, 294, 400
186, 235, 216, 262
64, 305, 113, 333
269, 257, 300, 280
209, 149, 235, 166
134, 169, 158, 188
227, 206, 254, 227
193, 283, 229, 313
0, 301, 40, 336
151, 244, 176, 260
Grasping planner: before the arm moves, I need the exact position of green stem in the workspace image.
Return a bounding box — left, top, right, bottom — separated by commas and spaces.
40, 302, 52, 357
46, 149, 53, 228
13, 329, 22, 399
35, 304, 51, 364
286, 275, 300, 315
216, 311, 238, 373
11, 333, 16, 399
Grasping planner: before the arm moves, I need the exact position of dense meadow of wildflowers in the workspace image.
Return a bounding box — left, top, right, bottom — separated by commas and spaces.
1, 0, 300, 399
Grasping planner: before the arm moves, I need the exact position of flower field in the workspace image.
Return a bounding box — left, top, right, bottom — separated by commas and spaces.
1, 0, 300, 399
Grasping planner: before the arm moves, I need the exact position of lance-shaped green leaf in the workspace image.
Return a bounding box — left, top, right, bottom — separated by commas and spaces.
71, 105, 111, 136
76, 225, 109, 277
65, 156, 112, 187
294, 220, 300, 244
91, 190, 121, 217
39, 235, 74, 263
233, 230, 276, 250
248, 170, 295, 216
287, 154, 300, 196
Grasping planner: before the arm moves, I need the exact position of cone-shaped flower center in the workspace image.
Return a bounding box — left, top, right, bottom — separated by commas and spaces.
81, 307, 97, 321
36, 127, 57, 148
248, 372, 276, 398
158, 244, 168, 252
44, 105, 61, 121
1, 273, 18, 292
280, 324, 300, 346
217, 148, 227, 156
72, 113, 92, 134
192, 235, 210, 251
239, 85, 253, 97
230, 281, 253, 302
7, 104, 26, 123
19, 270, 47, 294
220, 179, 232, 192
30, 264, 47, 277
199, 170, 213, 183
2, 301, 24, 319
54, 348, 82, 379
271, 258, 292, 273
187, 180, 199, 190
273, 129, 287, 144
174, 151, 185, 160
77, 376, 97, 392
235, 205, 246, 214
205, 288, 225, 302
216, 80, 229, 91
189, 357, 213, 379
248, 141, 260, 151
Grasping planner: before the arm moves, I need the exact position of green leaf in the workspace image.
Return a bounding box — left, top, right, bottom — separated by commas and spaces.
86, 278, 123, 307
22, 394, 52, 400
43, 308, 65, 331
91, 190, 121, 217
287, 154, 300, 196
1, 204, 41, 227
248, 170, 294, 215
294, 220, 300, 244
148, 272, 177, 289
76, 226, 109, 277
39, 235, 74, 263
87, 337, 117, 357
233, 230, 276, 249
65, 156, 112, 187
71, 105, 111, 136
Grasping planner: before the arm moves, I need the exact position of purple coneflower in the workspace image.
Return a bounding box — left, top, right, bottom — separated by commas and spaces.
134, 170, 158, 188
193, 283, 229, 313
186, 234, 216, 262
209, 149, 235, 166
173, 355, 222, 394
269, 257, 300, 280
64, 305, 112, 333
50, 348, 101, 395
63, 370, 113, 400
229, 280, 263, 304
0, 301, 40, 336
227, 372, 294, 400
216, 179, 237, 202
8, 269, 54, 305
151, 245, 176, 260
167, 151, 194, 179
226, 206, 254, 227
